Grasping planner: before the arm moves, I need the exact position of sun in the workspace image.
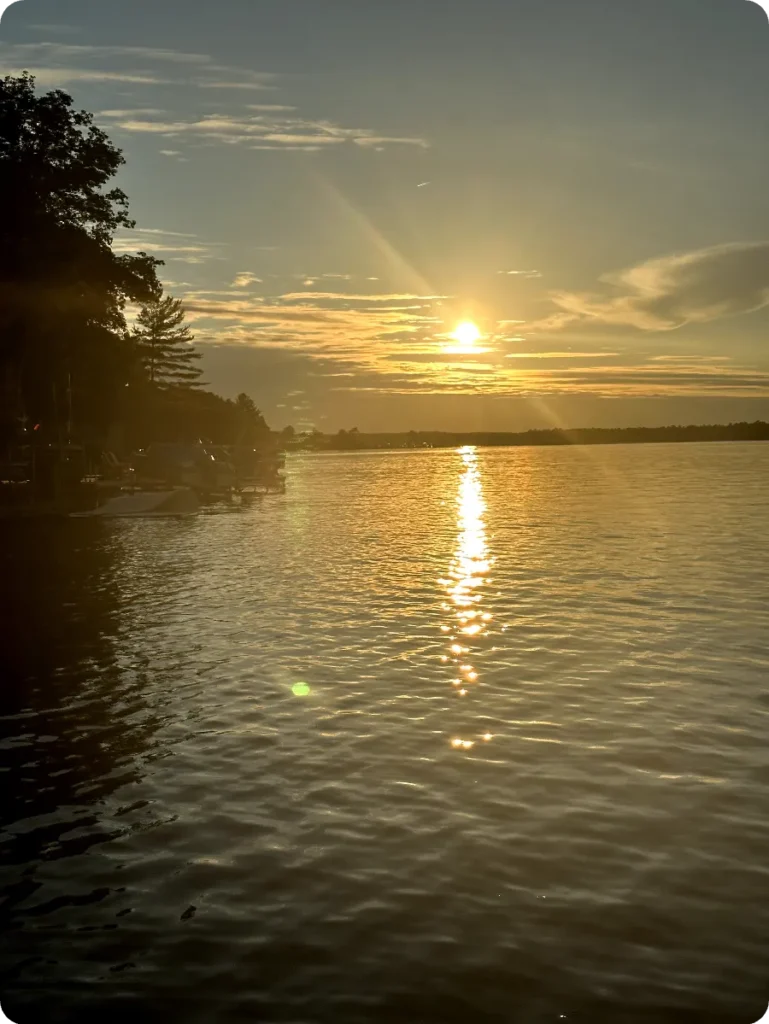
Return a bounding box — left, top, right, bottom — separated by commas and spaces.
452, 321, 481, 346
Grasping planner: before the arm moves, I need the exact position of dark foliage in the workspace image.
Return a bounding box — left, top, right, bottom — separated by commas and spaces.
0, 73, 272, 455
123, 387, 269, 450
0, 72, 162, 438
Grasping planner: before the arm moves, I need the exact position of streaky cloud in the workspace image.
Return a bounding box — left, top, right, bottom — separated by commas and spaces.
201, 81, 276, 91
353, 135, 429, 149
100, 110, 429, 152
503, 351, 620, 359
529, 241, 769, 333
1, 41, 277, 93
6, 42, 214, 63
246, 104, 297, 112
278, 291, 447, 303
2, 67, 172, 85
98, 108, 167, 117
123, 227, 198, 238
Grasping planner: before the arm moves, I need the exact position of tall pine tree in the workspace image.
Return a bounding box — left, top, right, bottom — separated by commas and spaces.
134, 294, 203, 389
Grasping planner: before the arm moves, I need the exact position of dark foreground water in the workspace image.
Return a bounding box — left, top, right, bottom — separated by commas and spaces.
1, 443, 768, 1024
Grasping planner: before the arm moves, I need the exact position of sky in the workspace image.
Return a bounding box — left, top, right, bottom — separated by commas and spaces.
2, 0, 769, 432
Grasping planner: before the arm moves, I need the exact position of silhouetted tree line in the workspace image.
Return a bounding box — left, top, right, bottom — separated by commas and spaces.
333, 427, 362, 450
0, 73, 269, 455
315, 421, 769, 451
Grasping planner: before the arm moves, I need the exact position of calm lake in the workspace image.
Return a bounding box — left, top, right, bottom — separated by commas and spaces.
1, 443, 768, 1024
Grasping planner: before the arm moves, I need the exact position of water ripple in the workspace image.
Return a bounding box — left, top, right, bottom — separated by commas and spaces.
1, 443, 768, 1022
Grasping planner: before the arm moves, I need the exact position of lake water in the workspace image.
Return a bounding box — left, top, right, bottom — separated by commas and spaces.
1, 443, 768, 1024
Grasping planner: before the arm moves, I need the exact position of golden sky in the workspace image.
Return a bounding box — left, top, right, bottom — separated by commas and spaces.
3, 1, 769, 429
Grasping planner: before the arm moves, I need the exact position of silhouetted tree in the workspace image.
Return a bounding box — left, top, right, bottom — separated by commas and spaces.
234, 392, 268, 443
0, 72, 161, 437
333, 426, 362, 450
133, 293, 202, 389
123, 387, 266, 449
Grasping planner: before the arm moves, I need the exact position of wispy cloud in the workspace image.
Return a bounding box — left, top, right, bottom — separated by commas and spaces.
519, 364, 769, 397
649, 354, 732, 363
113, 227, 225, 264
327, 359, 769, 399
232, 272, 263, 288
124, 228, 198, 239
177, 289, 442, 368
353, 136, 429, 149
113, 240, 213, 257
98, 108, 167, 118
278, 291, 446, 303
529, 242, 769, 333
100, 110, 429, 152
203, 81, 276, 91
6, 43, 213, 64
503, 351, 620, 359
0, 41, 429, 154
184, 296, 436, 329
497, 270, 542, 278
0, 41, 277, 92
246, 104, 298, 112
8, 69, 174, 86
188, 288, 769, 399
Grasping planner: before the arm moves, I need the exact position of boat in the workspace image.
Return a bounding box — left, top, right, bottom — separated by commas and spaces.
131, 442, 221, 491
70, 487, 199, 518
223, 444, 286, 493
108, 440, 285, 498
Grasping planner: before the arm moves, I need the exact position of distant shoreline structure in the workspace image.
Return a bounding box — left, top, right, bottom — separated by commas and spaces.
291, 421, 769, 452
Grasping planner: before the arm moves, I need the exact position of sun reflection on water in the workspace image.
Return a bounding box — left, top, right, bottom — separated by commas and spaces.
441, 446, 495, 750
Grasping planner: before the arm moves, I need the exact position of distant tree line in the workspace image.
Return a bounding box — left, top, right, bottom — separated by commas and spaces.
304, 421, 769, 452
0, 72, 269, 455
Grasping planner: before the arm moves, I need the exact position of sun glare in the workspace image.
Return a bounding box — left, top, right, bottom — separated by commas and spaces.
452, 321, 481, 346
442, 318, 491, 356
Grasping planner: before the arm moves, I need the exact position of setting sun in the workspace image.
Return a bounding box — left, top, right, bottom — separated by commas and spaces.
452, 321, 481, 346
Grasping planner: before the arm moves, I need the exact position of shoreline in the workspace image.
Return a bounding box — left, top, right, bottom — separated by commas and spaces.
288, 422, 769, 453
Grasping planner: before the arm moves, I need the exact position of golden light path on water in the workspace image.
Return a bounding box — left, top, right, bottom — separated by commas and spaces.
439, 446, 495, 751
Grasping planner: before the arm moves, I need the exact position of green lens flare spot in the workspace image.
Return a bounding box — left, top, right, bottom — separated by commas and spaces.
292, 681, 311, 697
